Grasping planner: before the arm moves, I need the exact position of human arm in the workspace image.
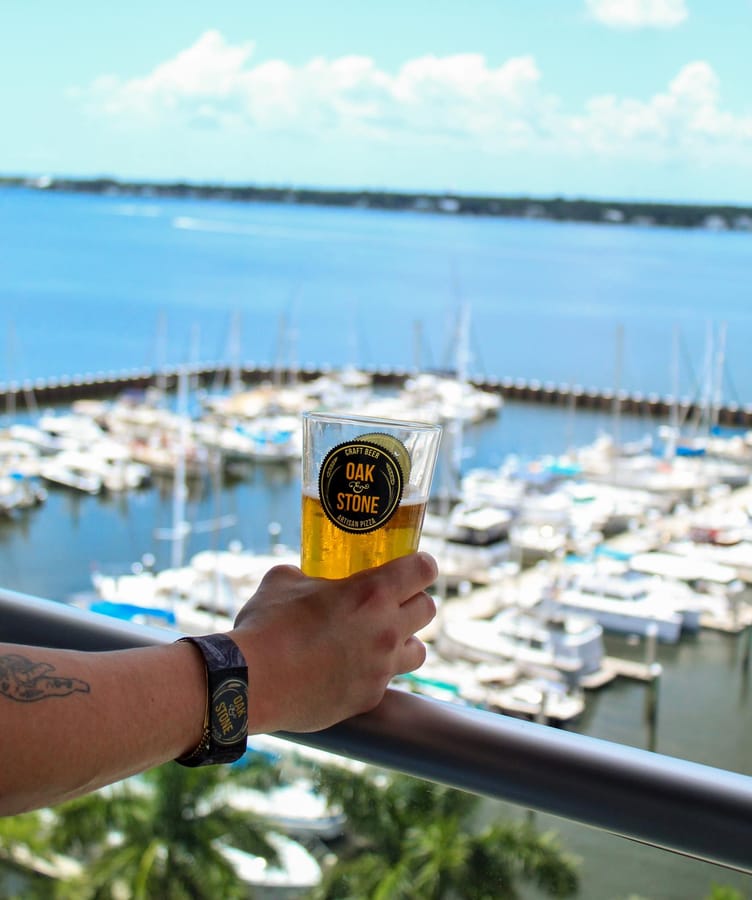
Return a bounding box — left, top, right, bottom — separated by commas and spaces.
0, 551, 437, 815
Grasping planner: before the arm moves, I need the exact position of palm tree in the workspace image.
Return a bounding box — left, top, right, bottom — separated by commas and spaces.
309, 766, 579, 900
0, 810, 61, 899
49, 755, 283, 900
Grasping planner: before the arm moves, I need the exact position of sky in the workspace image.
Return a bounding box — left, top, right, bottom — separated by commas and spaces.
2, 0, 752, 204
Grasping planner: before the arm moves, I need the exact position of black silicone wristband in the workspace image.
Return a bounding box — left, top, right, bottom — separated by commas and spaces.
175, 633, 248, 767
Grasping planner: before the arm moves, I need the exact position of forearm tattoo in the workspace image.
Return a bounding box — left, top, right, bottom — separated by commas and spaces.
0, 653, 90, 702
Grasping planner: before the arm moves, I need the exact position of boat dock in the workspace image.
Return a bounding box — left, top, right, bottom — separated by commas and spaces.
2, 363, 752, 427
581, 657, 661, 688
432, 472, 752, 698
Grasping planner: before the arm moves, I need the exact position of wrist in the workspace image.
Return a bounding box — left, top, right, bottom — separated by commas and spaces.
172, 641, 210, 758
227, 628, 277, 735
174, 634, 248, 767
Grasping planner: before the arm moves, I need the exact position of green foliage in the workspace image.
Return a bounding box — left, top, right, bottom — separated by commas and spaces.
705, 886, 748, 900
1, 756, 582, 900
309, 767, 579, 900
50, 761, 282, 899
0, 755, 283, 900
0, 810, 59, 899
0, 810, 52, 860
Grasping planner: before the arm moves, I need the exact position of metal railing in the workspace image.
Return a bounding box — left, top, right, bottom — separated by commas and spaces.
2, 586, 751, 874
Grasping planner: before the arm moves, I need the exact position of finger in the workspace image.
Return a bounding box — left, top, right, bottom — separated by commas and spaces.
398, 591, 437, 634
260, 563, 304, 584
353, 552, 438, 606
393, 635, 427, 675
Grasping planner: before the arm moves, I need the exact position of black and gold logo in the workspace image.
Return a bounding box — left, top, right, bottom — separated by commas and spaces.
210, 677, 248, 746
318, 436, 407, 534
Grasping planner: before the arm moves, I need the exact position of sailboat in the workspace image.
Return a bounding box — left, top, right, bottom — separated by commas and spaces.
418, 304, 513, 590
87, 367, 297, 633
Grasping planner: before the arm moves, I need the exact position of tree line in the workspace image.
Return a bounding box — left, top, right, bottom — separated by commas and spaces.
2, 175, 752, 231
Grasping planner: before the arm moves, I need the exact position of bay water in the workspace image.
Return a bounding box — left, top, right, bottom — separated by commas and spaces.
1, 187, 750, 898
3, 186, 752, 399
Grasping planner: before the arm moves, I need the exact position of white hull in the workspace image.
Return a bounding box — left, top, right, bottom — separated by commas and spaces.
555, 593, 683, 642
437, 608, 605, 687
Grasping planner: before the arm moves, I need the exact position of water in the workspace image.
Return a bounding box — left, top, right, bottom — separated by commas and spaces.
2, 187, 752, 399
1, 188, 751, 897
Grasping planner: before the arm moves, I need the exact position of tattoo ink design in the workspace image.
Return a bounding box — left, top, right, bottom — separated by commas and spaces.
0, 653, 91, 702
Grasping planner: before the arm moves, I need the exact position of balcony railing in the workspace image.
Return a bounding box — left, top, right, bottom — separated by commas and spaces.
2, 586, 751, 874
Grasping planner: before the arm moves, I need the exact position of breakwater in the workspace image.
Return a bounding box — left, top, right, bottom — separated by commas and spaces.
2, 364, 751, 427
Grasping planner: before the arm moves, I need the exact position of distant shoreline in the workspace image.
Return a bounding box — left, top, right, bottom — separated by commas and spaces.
2, 174, 752, 232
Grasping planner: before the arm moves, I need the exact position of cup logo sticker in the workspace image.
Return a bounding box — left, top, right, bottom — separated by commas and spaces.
318, 438, 406, 534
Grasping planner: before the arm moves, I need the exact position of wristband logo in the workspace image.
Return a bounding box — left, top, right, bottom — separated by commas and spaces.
211, 677, 248, 746
318, 439, 405, 534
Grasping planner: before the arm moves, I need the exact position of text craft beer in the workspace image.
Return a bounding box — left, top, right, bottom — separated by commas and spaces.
300, 491, 428, 578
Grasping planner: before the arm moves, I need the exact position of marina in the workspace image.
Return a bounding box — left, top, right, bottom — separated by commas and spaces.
2, 187, 752, 897
2, 366, 751, 734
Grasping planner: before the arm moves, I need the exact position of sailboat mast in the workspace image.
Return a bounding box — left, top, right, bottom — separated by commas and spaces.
711, 321, 727, 432
665, 323, 680, 460
612, 323, 623, 452
171, 367, 189, 571
228, 310, 243, 394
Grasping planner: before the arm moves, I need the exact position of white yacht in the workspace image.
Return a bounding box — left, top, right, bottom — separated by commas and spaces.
437, 605, 605, 687
194, 413, 302, 465
400, 372, 503, 424
217, 834, 322, 896
217, 779, 346, 841
39, 455, 102, 494
575, 435, 712, 501
628, 549, 742, 591
51, 448, 150, 492
508, 522, 568, 566
479, 677, 586, 725
37, 411, 107, 448
422, 501, 513, 546
0, 472, 46, 515
666, 538, 752, 584
90, 545, 299, 635
548, 566, 700, 643
419, 533, 511, 587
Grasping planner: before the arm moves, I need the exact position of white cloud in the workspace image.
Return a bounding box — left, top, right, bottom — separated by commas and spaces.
571, 61, 752, 162
72, 31, 752, 168
586, 0, 688, 29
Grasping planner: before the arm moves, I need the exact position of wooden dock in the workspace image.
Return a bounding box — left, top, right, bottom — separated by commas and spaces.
582, 657, 662, 689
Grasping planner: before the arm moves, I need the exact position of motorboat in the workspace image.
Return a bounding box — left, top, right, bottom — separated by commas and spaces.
508, 523, 568, 566
546, 564, 702, 643
49, 448, 150, 492
422, 501, 513, 546
90, 544, 299, 635
479, 677, 585, 725
437, 605, 605, 687
217, 779, 346, 841
0, 472, 46, 515
666, 538, 752, 584
419, 533, 511, 587
39, 456, 102, 494
216, 834, 322, 895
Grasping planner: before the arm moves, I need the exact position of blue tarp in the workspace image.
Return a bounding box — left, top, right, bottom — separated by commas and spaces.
594, 545, 633, 561
90, 600, 176, 625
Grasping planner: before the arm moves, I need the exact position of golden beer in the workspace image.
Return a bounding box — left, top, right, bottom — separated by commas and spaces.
301, 491, 428, 578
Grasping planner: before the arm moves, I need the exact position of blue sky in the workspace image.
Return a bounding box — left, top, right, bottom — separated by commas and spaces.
2, 0, 751, 204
